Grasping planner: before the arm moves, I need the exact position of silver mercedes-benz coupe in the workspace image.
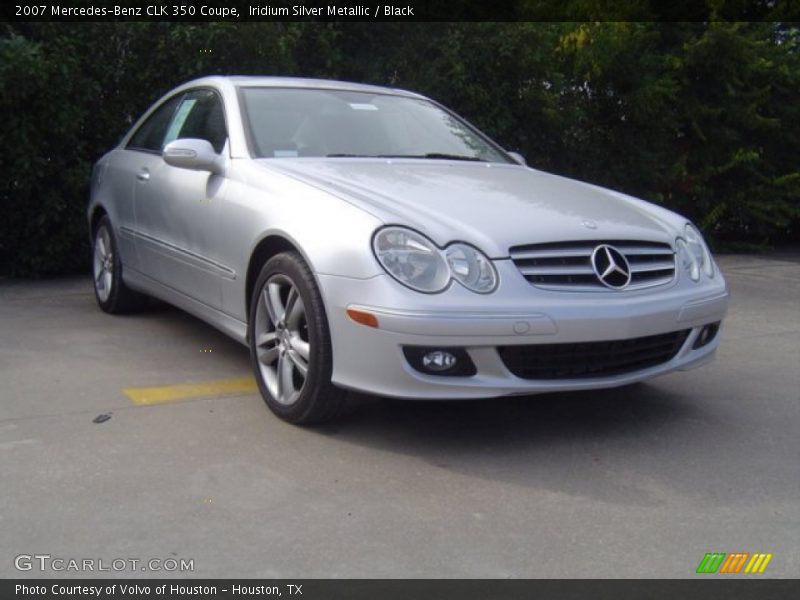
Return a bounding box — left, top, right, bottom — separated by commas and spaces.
89, 76, 729, 423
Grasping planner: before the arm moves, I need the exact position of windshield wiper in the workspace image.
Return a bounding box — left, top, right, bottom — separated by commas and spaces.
326, 153, 486, 161
326, 153, 370, 157
422, 153, 485, 161
378, 153, 486, 162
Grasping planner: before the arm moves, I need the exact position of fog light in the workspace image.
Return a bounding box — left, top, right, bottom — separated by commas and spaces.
422, 351, 457, 371
693, 322, 721, 349
403, 346, 477, 377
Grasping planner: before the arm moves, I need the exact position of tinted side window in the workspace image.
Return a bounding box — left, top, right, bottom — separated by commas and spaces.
127, 95, 183, 153
165, 90, 227, 153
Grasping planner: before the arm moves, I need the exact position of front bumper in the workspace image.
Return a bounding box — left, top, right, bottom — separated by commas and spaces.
319, 261, 729, 399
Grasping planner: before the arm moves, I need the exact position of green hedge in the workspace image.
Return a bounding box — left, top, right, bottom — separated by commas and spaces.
1, 22, 798, 276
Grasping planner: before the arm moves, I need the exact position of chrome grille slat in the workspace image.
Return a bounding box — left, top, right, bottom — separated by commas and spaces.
518, 264, 595, 276
629, 260, 675, 273
632, 276, 673, 283
613, 246, 675, 256
511, 248, 593, 260
510, 240, 676, 291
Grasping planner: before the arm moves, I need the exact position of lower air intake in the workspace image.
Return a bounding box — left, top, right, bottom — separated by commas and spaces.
498, 330, 690, 379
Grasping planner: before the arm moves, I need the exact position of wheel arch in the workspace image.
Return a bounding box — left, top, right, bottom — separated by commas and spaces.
245, 233, 310, 319
89, 205, 108, 238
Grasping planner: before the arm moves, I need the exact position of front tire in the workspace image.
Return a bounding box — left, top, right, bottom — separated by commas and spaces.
92, 215, 147, 313
248, 252, 346, 424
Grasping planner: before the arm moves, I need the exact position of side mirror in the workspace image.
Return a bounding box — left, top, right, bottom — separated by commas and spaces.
163, 139, 222, 173
507, 151, 527, 166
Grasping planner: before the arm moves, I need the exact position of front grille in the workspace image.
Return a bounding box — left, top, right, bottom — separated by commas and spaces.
498, 330, 690, 379
509, 240, 676, 291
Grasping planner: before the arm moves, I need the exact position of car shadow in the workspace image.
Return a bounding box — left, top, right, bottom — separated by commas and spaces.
309, 384, 718, 507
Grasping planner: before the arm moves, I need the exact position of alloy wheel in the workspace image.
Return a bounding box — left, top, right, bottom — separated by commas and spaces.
93, 225, 114, 303
254, 274, 311, 405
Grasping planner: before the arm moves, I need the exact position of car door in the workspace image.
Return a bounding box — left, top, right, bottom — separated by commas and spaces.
111, 93, 184, 274
131, 89, 230, 309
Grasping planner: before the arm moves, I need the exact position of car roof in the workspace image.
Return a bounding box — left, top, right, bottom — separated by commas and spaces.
178, 75, 427, 99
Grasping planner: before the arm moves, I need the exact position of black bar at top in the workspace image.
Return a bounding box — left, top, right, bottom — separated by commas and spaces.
3, 0, 799, 23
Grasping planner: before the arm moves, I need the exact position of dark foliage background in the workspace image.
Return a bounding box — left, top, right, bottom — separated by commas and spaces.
1, 21, 798, 276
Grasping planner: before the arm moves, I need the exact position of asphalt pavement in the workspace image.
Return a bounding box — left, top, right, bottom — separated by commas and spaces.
1, 254, 798, 578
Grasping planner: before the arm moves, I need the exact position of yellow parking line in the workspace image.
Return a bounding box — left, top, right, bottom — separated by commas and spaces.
123, 376, 257, 405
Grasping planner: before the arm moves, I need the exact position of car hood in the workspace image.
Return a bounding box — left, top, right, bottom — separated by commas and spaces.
254, 159, 683, 257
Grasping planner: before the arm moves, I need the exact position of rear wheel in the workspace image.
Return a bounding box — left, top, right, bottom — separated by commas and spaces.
248, 252, 346, 424
92, 216, 147, 313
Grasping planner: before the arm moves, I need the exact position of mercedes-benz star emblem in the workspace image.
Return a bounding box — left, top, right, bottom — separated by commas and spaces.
591, 244, 632, 289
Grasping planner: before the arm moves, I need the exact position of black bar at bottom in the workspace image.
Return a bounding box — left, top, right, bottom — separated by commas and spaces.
4, 579, 800, 600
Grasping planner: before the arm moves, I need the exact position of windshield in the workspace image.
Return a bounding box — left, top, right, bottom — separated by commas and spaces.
239, 87, 510, 163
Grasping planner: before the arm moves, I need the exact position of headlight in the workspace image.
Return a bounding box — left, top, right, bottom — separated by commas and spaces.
677, 223, 714, 282
445, 243, 498, 293
373, 227, 498, 294
373, 227, 450, 293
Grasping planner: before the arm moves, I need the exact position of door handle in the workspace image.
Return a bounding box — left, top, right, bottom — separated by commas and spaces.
136, 169, 150, 182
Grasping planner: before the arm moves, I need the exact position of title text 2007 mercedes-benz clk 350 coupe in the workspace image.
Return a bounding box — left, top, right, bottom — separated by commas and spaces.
88, 76, 729, 423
